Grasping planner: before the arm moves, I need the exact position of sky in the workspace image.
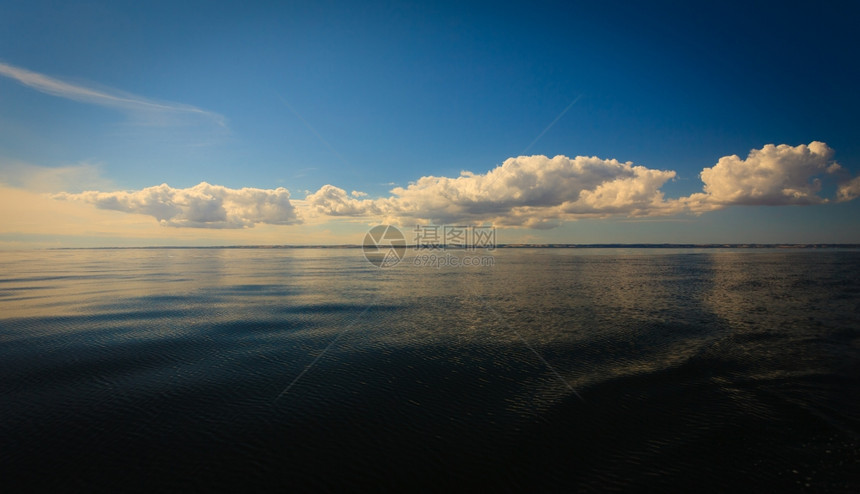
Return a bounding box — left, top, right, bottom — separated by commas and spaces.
1, 0, 860, 247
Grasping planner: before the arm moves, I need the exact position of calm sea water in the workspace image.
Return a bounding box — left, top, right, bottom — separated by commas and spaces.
1, 248, 858, 491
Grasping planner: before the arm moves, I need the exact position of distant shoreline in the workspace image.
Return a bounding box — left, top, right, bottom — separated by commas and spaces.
48, 243, 860, 250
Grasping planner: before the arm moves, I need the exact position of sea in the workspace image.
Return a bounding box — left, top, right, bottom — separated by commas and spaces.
1, 248, 858, 491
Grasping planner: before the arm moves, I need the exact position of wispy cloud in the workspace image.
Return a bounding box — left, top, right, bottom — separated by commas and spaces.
0, 161, 115, 193
0, 61, 226, 127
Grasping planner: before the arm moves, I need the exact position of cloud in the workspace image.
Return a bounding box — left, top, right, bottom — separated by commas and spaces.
0, 183, 346, 249
303, 155, 679, 227
301, 142, 856, 227
47, 142, 858, 232
837, 176, 860, 202
0, 161, 114, 193
304, 184, 381, 217
684, 141, 841, 207
55, 182, 299, 228
0, 61, 226, 127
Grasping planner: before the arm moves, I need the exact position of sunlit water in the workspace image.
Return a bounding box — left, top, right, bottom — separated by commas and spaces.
1, 248, 858, 491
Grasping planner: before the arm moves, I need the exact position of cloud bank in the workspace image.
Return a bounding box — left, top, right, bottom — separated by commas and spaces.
311, 155, 680, 228
304, 142, 852, 227
0, 61, 226, 127
53, 142, 856, 229
56, 183, 298, 228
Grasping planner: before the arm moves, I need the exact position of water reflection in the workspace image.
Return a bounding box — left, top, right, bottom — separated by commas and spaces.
0, 248, 857, 491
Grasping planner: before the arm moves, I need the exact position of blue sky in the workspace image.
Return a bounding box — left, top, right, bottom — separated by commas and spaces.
1, 0, 859, 246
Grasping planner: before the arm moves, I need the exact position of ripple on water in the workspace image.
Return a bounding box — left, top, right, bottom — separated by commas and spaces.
1, 248, 858, 491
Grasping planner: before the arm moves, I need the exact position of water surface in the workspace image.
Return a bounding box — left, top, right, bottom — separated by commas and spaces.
1, 248, 858, 491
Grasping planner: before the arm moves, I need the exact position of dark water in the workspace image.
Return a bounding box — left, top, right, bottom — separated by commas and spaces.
1, 248, 858, 492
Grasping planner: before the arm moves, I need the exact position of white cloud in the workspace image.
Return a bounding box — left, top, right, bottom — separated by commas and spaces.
303, 155, 679, 226
0, 61, 226, 127
46, 142, 858, 231
837, 176, 860, 202
305, 143, 857, 227
303, 184, 381, 217
685, 141, 841, 206
55, 182, 299, 228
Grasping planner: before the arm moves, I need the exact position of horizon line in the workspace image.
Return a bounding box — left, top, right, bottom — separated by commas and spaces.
40, 243, 860, 251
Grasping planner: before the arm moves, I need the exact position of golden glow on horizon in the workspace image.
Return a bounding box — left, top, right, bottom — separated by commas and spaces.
0, 184, 356, 248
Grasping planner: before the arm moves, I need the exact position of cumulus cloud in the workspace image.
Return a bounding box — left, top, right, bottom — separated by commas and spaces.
303, 155, 679, 227
837, 176, 860, 202
684, 141, 841, 207
48, 142, 858, 231
300, 142, 857, 227
303, 184, 381, 217
55, 182, 298, 228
